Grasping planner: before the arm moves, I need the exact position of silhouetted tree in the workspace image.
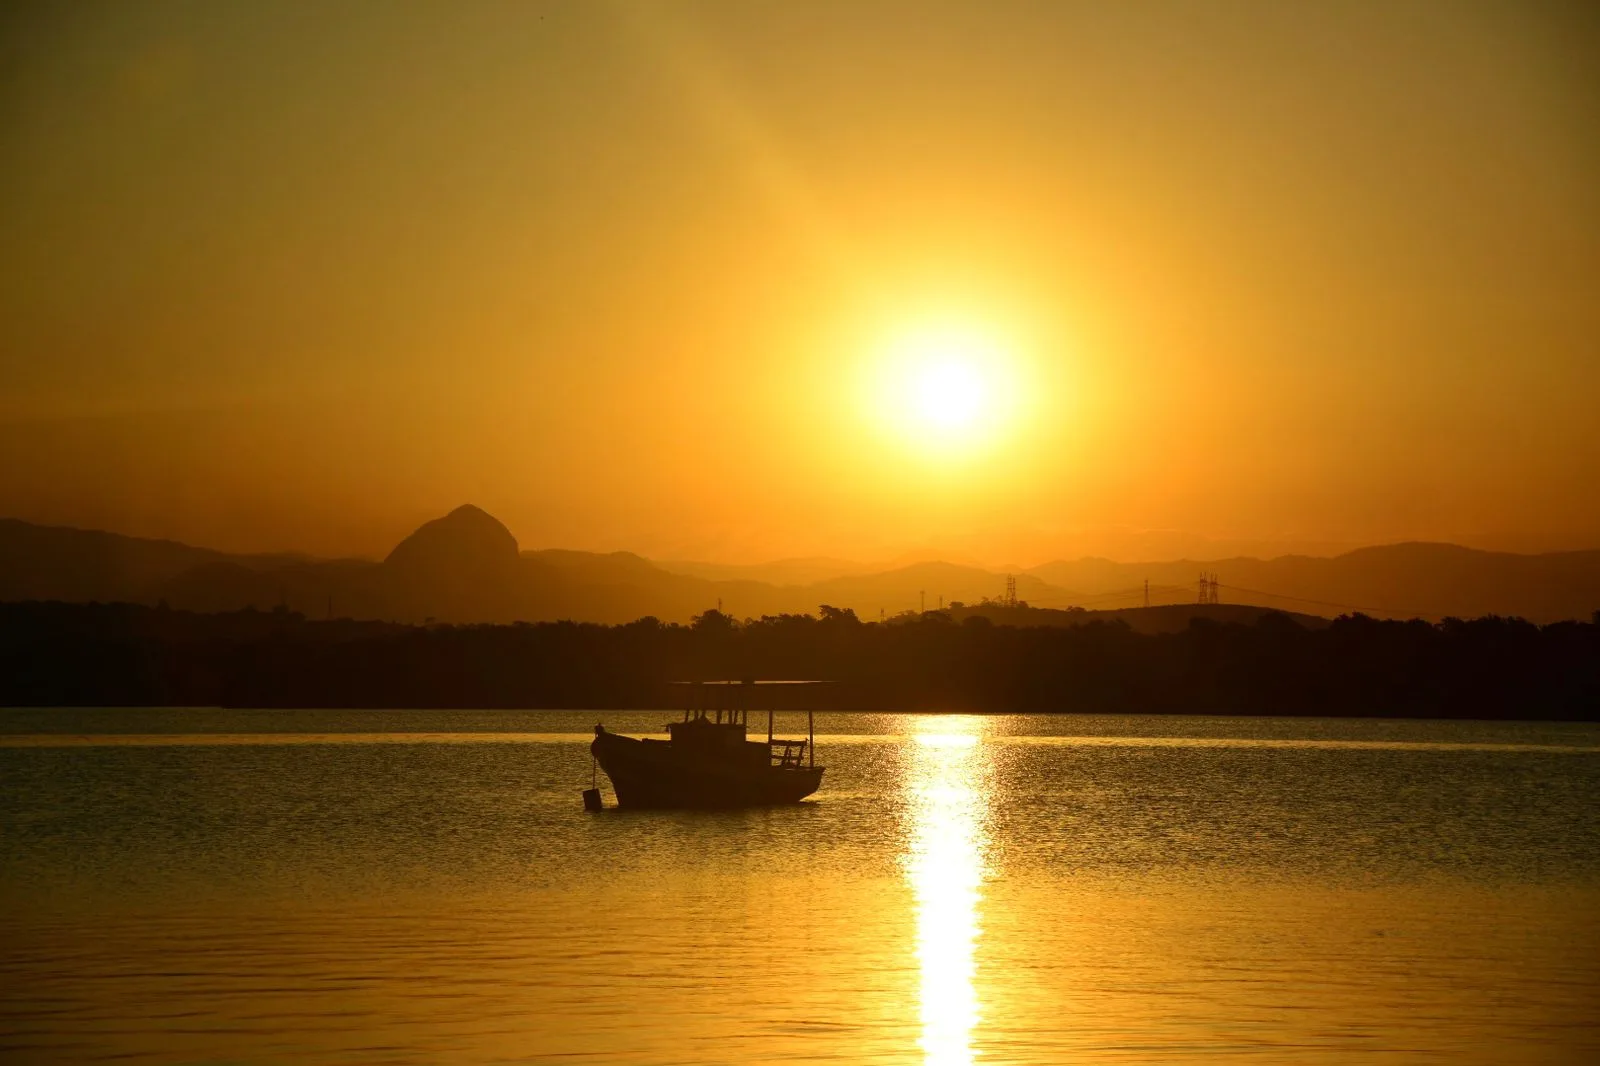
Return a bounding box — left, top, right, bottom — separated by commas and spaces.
1, 600, 1594, 719
691, 609, 736, 632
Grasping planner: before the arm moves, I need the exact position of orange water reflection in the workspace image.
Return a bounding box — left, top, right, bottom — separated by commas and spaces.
905, 717, 992, 1065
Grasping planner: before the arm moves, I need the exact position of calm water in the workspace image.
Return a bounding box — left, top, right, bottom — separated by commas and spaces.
2, 710, 1598, 1064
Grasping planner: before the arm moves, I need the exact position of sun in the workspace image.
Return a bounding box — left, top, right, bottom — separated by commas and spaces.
911, 353, 987, 430
868, 320, 1018, 457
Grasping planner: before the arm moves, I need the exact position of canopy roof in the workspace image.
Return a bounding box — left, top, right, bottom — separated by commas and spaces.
668, 680, 836, 686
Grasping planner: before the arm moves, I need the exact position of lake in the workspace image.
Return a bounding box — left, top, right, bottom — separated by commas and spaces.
3, 710, 1598, 1064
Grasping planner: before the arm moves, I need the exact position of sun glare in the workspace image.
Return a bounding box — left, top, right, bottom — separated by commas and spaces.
868, 320, 1020, 459
906, 715, 991, 1065
912, 358, 986, 429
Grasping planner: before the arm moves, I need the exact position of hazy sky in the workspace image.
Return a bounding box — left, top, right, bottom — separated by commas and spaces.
2, 1, 1596, 564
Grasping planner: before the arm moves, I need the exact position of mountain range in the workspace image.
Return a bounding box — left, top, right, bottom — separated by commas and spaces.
2, 506, 1597, 626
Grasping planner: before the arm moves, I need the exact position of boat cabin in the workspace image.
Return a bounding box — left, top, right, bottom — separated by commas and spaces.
668, 680, 825, 771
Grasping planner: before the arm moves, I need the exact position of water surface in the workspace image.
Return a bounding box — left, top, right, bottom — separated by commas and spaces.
3, 710, 1598, 1063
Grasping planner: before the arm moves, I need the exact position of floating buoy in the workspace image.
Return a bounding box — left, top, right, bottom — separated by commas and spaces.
582, 787, 603, 812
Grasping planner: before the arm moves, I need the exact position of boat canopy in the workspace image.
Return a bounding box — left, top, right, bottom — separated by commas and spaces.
667, 680, 833, 751
666, 680, 836, 685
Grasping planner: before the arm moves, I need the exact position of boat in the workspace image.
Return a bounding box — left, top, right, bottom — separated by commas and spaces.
589, 680, 827, 809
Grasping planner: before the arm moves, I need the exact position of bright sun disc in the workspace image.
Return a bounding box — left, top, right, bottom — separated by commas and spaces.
913, 359, 986, 429
870, 321, 1017, 456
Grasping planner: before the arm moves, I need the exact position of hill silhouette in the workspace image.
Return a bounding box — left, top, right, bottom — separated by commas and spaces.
654, 556, 873, 586
385, 504, 520, 573
809, 561, 1069, 618
947, 602, 1330, 634
2, 508, 1598, 624
1027, 545, 1600, 624
382, 505, 527, 621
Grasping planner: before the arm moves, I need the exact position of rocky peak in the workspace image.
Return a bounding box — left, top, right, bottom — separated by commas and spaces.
384, 505, 520, 574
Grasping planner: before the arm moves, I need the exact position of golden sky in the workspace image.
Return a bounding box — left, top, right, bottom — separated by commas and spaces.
2, 1, 1596, 563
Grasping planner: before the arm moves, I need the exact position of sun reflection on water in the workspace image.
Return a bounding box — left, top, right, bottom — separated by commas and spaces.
906, 718, 992, 1065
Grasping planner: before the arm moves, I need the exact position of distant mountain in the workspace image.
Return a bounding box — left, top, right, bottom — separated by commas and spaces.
0, 518, 317, 605
381, 505, 529, 621
521, 548, 775, 624
0, 518, 223, 603
2, 511, 1595, 625
1028, 543, 1600, 624
806, 561, 1067, 618
0, 511, 746, 624
654, 556, 873, 587
0, 511, 1037, 624
386, 504, 520, 574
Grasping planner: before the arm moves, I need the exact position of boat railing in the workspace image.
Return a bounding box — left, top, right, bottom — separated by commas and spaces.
768, 739, 808, 769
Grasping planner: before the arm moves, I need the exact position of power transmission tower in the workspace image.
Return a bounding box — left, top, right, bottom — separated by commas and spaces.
1197, 572, 1220, 605
1004, 574, 1018, 608
1144, 579, 1150, 608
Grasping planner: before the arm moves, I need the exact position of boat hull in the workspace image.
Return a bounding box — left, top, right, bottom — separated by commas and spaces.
591, 731, 823, 809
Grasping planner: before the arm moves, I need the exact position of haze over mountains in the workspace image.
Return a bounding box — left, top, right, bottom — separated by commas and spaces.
2, 506, 1597, 627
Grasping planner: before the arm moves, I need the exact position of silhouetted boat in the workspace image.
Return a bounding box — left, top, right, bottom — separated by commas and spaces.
590, 681, 827, 809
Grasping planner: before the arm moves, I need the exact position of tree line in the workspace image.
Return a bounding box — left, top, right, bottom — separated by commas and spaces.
1, 600, 1596, 719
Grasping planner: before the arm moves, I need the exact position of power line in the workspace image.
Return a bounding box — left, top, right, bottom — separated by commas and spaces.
1038, 584, 1187, 602
996, 579, 1444, 619
1018, 589, 1202, 613
988, 574, 1444, 619
1213, 582, 1436, 618
1024, 584, 1191, 607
